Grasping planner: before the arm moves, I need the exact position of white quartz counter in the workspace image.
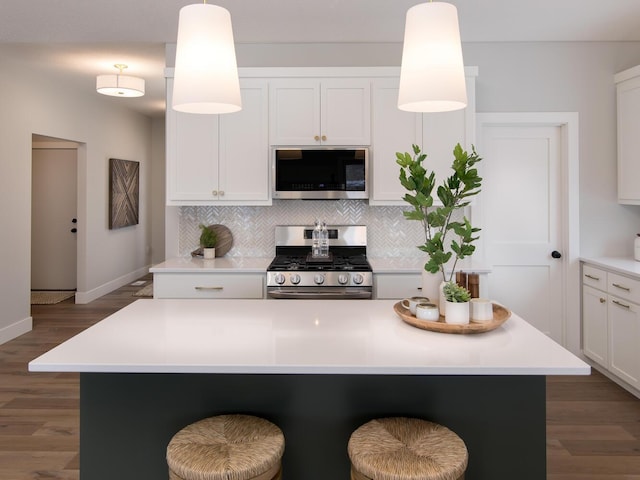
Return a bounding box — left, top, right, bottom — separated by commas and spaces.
581, 256, 640, 278
367, 257, 492, 274
29, 299, 589, 376
150, 256, 272, 273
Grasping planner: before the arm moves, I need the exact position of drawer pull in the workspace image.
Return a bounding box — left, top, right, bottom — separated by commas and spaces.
612, 283, 631, 292
195, 286, 224, 291
612, 299, 631, 309
599, 298, 606, 304
585, 274, 600, 281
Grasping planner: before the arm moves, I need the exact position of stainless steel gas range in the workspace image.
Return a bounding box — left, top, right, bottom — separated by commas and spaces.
266, 225, 373, 299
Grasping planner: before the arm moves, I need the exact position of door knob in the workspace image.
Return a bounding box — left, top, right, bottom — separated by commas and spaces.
551, 250, 562, 259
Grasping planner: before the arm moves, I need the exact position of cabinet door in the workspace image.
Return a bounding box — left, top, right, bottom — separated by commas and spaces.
422, 79, 475, 190
375, 274, 422, 299
369, 75, 475, 206
370, 78, 422, 205
166, 78, 220, 203
582, 285, 608, 367
321, 79, 371, 145
269, 79, 320, 145
608, 295, 640, 388
617, 74, 640, 205
219, 79, 270, 202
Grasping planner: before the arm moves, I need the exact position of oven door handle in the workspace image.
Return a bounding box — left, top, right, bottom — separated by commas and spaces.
268, 290, 372, 300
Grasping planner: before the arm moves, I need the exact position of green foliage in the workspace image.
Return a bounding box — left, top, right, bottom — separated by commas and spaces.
199, 224, 217, 248
443, 281, 471, 303
396, 143, 482, 282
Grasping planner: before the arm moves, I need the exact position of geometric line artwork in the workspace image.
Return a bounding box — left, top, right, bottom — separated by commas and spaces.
109, 158, 139, 229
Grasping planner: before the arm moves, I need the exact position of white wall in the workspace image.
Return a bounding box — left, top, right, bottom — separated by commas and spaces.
0, 54, 153, 345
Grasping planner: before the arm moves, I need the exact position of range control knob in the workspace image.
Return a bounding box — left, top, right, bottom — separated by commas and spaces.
290, 273, 301, 285
352, 274, 364, 285
274, 273, 286, 285
314, 274, 325, 285
338, 274, 350, 285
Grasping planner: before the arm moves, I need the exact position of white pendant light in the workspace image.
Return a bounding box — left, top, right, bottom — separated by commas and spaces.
96, 64, 145, 98
398, 2, 467, 113
172, 2, 242, 114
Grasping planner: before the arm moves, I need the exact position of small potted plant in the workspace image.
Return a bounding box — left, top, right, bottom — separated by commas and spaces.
199, 224, 217, 259
442, 281, 471, 325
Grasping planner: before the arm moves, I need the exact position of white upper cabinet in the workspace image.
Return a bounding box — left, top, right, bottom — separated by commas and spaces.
166, 78, 270, 206
615, 66, 640, 205
369, 70, 477, 206
269, 78, 371, 145
369, 77, 423, 205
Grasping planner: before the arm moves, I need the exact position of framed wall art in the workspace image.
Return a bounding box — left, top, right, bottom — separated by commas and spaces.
109, 158, 139, 229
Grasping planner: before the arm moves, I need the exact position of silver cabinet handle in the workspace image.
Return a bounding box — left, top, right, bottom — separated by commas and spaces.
612, 299, 630, 309
585, 274, 600, 280
195, 286, 224, 291
612, 283, 631, 292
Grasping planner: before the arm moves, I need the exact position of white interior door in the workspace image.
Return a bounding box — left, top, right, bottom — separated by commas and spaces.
478, 123, 564, 341
31, 148, 77, 290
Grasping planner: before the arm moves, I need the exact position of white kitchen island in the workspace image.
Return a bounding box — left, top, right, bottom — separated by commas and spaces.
30, 299, 589, 480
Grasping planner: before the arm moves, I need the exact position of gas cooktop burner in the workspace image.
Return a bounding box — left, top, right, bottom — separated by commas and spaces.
268, 254, 371, 272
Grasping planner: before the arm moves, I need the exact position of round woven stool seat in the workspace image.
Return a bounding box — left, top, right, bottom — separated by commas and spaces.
166, 414, 285, 480
348, 417, 467, 480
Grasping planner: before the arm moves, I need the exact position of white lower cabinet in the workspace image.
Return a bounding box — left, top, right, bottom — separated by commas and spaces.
154, 273, 265, 299
582, 262, 640, 392
374, 273, 421, 299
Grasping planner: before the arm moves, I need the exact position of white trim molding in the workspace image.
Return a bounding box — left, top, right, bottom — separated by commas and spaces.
476, 112, 580, 355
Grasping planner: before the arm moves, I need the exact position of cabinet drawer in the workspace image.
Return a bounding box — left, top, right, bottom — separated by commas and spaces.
582, 264, 607, 290
154, 273, 264, 299
608, 272, 640, 305
374, 274, 422, 300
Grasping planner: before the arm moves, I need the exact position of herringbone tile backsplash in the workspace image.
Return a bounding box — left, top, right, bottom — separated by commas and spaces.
178, 200, 429, 258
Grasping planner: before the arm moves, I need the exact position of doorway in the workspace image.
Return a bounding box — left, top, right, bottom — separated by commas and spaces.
31, 135, 79, 292
476, 113, 580, 351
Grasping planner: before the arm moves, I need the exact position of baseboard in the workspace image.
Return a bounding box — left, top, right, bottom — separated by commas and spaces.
75, 266, 150, 304
586, 359, 640, 400
0, 316, 33, 346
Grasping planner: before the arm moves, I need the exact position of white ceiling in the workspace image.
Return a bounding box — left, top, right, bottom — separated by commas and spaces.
2, 0, 640, 117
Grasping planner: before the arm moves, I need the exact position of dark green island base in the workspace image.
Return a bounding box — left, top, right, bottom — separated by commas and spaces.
80, 373, 546, 480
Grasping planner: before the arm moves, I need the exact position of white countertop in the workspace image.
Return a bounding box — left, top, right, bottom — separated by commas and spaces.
368, 257, 491, 274
150, 256, 272, 273
29, 299, 589, 376
581, 256, 640, 278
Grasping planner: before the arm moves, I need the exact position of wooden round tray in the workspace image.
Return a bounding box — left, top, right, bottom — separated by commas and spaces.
393, 301, 511, 334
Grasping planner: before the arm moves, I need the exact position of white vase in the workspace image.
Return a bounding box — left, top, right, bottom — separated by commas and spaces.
421, 270, 441, 306
203, 247, 216, 259
445, 301, 470, 325
439, 281, 447, 316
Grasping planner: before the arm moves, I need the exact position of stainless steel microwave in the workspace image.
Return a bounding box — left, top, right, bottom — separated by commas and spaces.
272, 147, 369, 200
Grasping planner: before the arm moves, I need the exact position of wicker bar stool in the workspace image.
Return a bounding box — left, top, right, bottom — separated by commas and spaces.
166, 414, 285, 480
348, 417, 467, 480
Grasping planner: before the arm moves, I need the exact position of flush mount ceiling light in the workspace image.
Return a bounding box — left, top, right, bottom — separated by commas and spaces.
398, 1, 467, 113
96, 64, 145, 98
172, 2, 242, 114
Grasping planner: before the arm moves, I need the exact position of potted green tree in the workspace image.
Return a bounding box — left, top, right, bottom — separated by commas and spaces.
443, 281, 471, 324
199, 224, 218, 259
396, 143, 482, 314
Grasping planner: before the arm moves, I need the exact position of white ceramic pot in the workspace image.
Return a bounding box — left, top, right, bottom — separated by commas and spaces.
203, 247, 216, 259
445, 301, 470, 325
421, 270, 441, 307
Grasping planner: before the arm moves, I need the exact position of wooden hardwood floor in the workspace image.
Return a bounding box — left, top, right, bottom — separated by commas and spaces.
1, 276, 640, 479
